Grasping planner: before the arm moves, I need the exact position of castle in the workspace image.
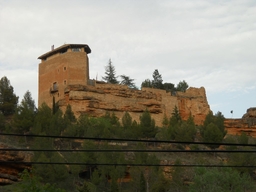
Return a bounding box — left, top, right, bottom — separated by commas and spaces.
38, 44, 211, 126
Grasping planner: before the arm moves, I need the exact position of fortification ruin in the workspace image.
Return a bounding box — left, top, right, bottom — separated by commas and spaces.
38, 44, 211, 126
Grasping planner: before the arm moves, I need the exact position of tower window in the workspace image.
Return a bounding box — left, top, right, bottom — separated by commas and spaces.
53, 82, 58, 91
72, 48, 81, 52
64, 67, 66, 70
64, 80, 67, 84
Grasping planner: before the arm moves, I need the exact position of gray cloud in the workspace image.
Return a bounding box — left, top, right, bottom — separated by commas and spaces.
0, 0, 255, 117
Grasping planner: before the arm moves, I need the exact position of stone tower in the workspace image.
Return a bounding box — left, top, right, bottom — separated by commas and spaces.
38, 44, 91, 107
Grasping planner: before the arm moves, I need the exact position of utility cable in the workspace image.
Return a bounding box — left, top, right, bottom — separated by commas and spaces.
0, 148, 255, 153
0, 161, 255, 168
0, 133, 255, 147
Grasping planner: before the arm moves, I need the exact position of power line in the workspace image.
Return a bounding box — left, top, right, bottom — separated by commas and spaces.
0, 161, 255, 168
1, 133, 255, 147
0, 148, 255, 153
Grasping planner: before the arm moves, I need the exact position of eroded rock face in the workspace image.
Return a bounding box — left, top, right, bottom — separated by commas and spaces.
177, 87, 210, 125
0, 143, 32, 185
58, 83, 211, 126
225, 108, 256, 137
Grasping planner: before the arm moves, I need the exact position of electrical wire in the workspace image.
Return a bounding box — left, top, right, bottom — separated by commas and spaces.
0, 161, 255, 168
1, 133, 255, 168
0, 133, 255, 147
0, 148, 255, 153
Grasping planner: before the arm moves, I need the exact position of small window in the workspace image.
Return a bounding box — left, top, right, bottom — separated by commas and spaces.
64, 67, 66, 70
53, 82, 58, 91
72, 48, 81, 52
64, 80, 67, 85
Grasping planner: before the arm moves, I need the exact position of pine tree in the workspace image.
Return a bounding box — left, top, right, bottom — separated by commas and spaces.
141, 79, 152, 88
0, 76, 19, 116
139, 109, 157, 138
152, 69, 163, 89
120, 75, 137, 89
12, 91, 36, 133
102, 59, 119, 84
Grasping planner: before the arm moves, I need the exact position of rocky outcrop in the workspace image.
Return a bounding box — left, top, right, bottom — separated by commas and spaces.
177, 87, 210, 125
225, 108, 256, 137
58, 83, 211, 126
0, 143, 32, 185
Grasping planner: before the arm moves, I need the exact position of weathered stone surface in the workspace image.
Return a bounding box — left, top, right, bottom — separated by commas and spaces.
59, 83, 211, 126
0, 143, 32, 185
225, 107, 256, 137
177, 87, 210, 125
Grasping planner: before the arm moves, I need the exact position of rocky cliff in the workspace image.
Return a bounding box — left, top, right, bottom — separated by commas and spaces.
0, 142, 32, 185
58, 82, 211, 126
225, 107, 256, 137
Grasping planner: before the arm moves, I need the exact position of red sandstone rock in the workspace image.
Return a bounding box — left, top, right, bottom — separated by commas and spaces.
0, 143, 32, 185
58, 84, 211, 126
225, 108, 256, 137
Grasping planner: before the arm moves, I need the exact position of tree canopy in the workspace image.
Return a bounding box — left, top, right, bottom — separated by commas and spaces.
102, 59, 119, 84
152, 69, 163, 89
120, 75, 137, 89
0, 76, 19, 116
176, 80, 189, 92
12, 91, 36, 133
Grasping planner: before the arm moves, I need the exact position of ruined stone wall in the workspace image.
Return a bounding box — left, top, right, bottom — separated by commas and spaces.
58, 83, 210, 126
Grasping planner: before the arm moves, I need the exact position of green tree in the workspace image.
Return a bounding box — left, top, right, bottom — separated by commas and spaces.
141, 79, 152, 88
64, 104, 76, 123
238, 132, 249, 144
139, 109, 157, 138
214, 111, 226, 136
163, 82, 175, 92
189, 167, 255, 192
139, 172, 146, 192
170, 105, 181, 126
0, 76, 19, 116
175, 121, 197, 142
17, 169, 66, 192
169, 159, 187, 192
203, 123, 223, 149
162, 113, 169, 128
228, 146, 256, 176
200, 111, 226, 149
0, 112, 5, 131
176, 80, 189, 92
122, 111, 132, 129
168, 106, 182, 140
12, 91, 36, 133
33, 103, 52, 134
120, 75, 137, 89
152, 69, 163, 89
102, 59, 119, 84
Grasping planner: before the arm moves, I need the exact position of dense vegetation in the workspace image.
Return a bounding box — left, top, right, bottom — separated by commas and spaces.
1, 76, 256, 191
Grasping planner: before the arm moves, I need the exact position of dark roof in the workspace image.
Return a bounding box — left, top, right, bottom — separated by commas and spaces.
38, 44, 91, 59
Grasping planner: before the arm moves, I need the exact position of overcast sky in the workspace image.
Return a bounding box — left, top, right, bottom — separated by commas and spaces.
0, 0, 255, 118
